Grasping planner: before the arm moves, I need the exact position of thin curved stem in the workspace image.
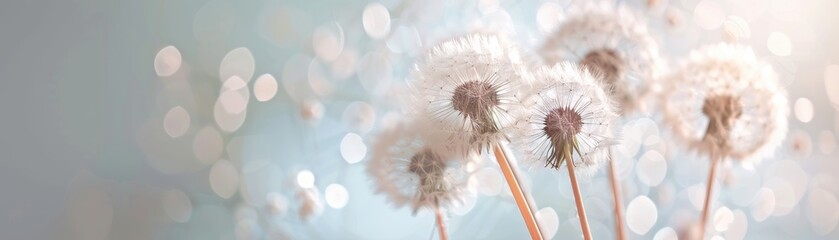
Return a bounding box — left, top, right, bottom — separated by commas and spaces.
435, 207, 448, 240
493, 143, 543, 240
564, 144, 592, 240
608, 149, 626, 240
699, 153, 721, 240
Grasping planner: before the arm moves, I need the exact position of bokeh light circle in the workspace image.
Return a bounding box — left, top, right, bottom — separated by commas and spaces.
362, 3, 391, 39
340, 133, 367, 164
325, 184, 349, 209
297, 170, 315, 189
767, 32, 792, 57
154, 45, 182, 77
794, 97, 814, 123
536, 207, 559, 239
220, 47, 255, 82
162, 188, 193, 223
210, 159, 240, 199
163, 106, 190, 138
626, 195, 658, 235
253, 74, 278, 102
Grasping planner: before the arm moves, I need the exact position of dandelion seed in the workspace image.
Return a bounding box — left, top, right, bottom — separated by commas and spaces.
540, 3, 662, 114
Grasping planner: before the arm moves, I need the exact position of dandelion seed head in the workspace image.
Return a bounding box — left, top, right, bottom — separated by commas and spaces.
411, 33, 527, 151
367, 118, 473, 214
662, 43, 789, 164
540, 2, 662, 115
513, 63, 616, 176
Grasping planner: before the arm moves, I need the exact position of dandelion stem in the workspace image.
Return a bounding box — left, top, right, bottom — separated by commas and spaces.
500, 143, 546, 238
435, 207, 448, 240
607, 148, 626, 240
565, 144, 592, 240
493, 143, 543, 240
699, 153, 721, 240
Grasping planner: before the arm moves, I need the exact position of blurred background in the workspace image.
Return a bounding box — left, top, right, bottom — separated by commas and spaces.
2, 0, 839, 239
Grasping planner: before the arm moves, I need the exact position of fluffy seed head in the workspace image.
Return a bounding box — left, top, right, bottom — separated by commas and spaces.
662, 43, 789, 164
410, 33, 527, 152
367, 118, 474, 214
513, 63, 617, 176
540, 2, 661, 115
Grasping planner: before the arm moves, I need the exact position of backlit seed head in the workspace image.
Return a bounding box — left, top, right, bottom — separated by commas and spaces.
513, 63, 616, 176
662, 43, 788, 164
411, 33, 525, 152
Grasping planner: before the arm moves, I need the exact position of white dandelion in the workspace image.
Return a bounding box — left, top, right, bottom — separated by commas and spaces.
516, 63, 617, 176
662, 43, 789, 164
540, 2, 662, 115
411, 33, 528, 152
367, 119, 473, 213
514, 63, 617, 240
367, 118, 476, 240
661, 43, 789, 239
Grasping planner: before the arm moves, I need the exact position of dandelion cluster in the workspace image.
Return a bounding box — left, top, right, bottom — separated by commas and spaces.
142, 0, 806, 239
